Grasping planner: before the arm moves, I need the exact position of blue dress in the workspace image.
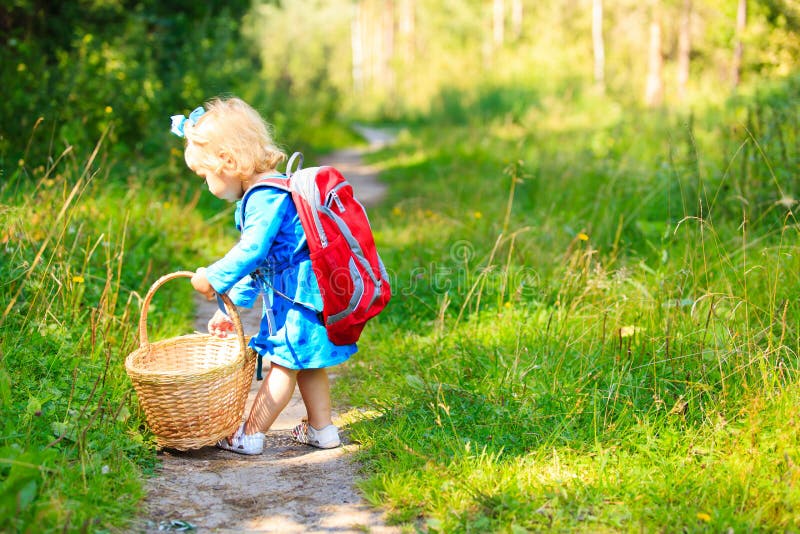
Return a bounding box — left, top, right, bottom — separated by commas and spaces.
205, 185, 357, 370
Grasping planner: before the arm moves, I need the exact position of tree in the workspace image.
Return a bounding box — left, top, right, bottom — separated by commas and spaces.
511, 0, 523, 39
399, 0, 415, 65
644, 0, 664, 107
493, 0, 505, 47
592, 0, 605, 92
351, 0, 396, 95
732, 0, 747, 88
382, 0, 396, 92
0, 0, 255, 162
677, 0, 692, 101
352, 1, 365, 92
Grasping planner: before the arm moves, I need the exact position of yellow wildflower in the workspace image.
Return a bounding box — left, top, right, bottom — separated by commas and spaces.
72, 275, 85, 284
620, 325, 641, 338
474, 211, 482, 219
578, 232, 589, 241
696, 512, 711, 522
104, 106, 113, 114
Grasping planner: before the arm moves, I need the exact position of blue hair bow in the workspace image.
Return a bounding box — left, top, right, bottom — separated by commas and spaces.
170, 106, 205, 137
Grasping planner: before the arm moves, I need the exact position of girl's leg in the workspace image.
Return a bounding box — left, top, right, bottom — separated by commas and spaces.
244, 363, 298, 434
296, 368, 332, 430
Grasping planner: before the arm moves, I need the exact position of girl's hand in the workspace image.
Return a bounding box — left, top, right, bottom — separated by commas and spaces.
191, 267, 216, 300
208, 308, 235, 338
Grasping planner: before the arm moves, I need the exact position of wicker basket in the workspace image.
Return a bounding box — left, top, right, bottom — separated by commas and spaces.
125, 271, 256, 450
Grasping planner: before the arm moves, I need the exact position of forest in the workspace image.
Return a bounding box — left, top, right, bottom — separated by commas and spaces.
1, 0, 799, 531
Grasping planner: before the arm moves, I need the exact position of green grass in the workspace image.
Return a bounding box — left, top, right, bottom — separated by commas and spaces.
0, 136, 207, 531
338, 76, 800, 531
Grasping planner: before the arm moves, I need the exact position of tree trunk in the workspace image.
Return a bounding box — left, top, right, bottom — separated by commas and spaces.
368, 0, 379, 87
644, 2, 664, 107
493, 0, 504, 47
677, 0, 692, 101
511, 0, 523, 40
382, 0, 395, 91
732, 0, 746, 88
398, 0, 414, 65
592, 0, 605, 92
351, 1, 364, 92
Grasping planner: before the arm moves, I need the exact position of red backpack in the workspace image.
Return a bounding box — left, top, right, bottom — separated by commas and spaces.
242, 152, 391, 345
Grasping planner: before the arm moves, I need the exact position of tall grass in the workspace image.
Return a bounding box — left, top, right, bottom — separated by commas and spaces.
341, 77, 800, 531
0, 131, 204, 531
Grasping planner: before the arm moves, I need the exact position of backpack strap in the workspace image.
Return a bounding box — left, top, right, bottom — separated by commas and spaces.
242, 180, 323, 320
241, 176, 290, 215
235, 175, 290, 381
239, 149, 304, 216
237, 164, 324, 378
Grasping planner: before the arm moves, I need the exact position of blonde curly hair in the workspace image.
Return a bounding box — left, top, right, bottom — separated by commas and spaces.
183, 97, 286, 179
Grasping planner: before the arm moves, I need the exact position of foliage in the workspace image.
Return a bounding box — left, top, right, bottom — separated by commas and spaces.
240, 0, 363, 153
339, 74, 800, 531
1, 1, 258, 167
246, 0, 800, 118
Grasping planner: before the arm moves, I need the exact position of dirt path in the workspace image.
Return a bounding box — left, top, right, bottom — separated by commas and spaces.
139, 129, 397, 533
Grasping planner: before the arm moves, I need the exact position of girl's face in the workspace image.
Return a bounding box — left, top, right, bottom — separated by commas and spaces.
192, 163, 243, 202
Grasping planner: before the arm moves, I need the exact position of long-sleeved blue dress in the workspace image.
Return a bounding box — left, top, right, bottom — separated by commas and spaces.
205, 185, 357, 370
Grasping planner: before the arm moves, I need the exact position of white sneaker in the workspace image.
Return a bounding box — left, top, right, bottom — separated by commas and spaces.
216, 423, 265, 455
291, 422, 341, 449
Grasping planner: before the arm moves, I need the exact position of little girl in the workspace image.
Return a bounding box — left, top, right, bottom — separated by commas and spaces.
170, 97, 357, 455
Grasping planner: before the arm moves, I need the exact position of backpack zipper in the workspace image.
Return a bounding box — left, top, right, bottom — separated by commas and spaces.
324, 183, 349, 212
330, 191, 345, 212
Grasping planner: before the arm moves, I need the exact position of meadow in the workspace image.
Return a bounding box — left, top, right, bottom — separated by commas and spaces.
341, 77, 800, 531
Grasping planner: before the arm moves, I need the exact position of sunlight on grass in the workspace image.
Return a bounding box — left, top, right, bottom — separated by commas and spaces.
341, 79, 800, 531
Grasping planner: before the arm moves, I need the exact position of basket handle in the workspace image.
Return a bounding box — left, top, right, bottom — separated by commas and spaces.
138, 271, 247, 355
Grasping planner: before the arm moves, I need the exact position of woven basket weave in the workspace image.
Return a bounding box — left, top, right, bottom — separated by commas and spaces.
125, 271, 256, 450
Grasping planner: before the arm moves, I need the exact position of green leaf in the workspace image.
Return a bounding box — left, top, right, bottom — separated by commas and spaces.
25, 397, 42, 418
115, 405, 131, 423
50, 421, 76, 441
16, 479, 38, 511
0, 368, 10, 406
405, 374, 426, 390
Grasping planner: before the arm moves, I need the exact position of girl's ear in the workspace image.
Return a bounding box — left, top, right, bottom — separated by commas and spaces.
219, 151, 236, 170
